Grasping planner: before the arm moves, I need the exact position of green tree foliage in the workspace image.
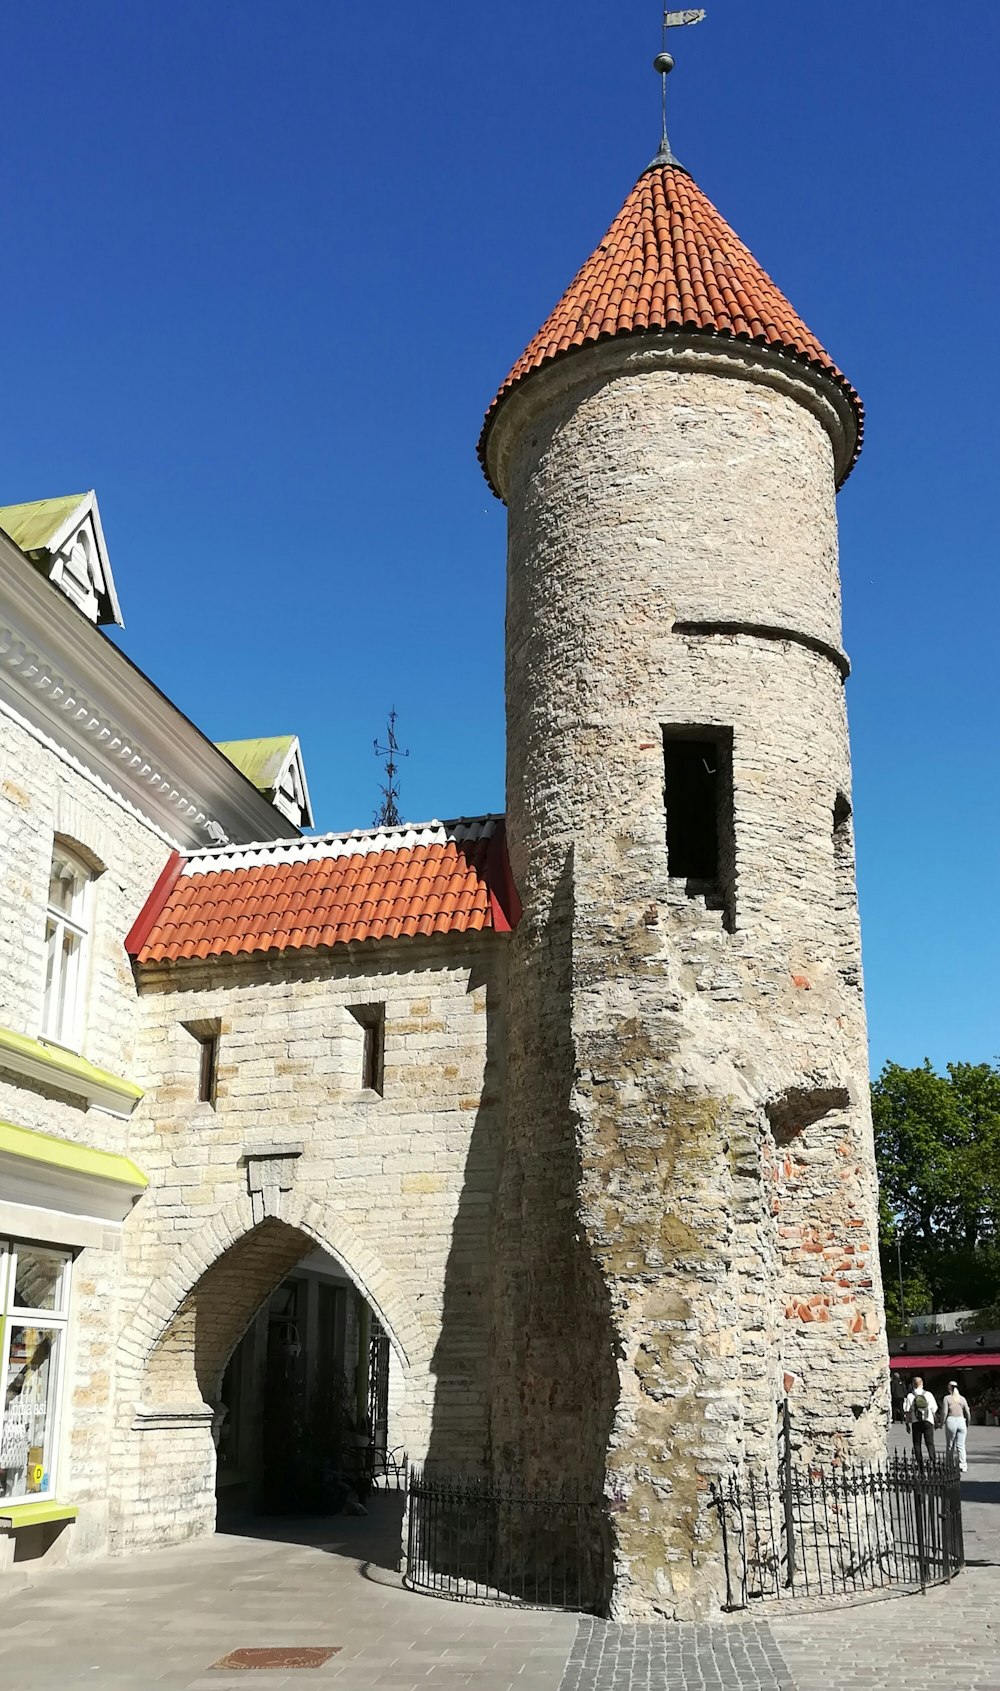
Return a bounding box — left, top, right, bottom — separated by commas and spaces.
882, 1262, 933, 1336
872, 1060, 1000, 1316
960, 1303, 1000, 1333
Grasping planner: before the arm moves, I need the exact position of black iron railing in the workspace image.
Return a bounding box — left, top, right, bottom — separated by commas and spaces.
368, 1319, 391, 1455
340, 1442, 408, 1496
369, 1444, 408, 1491
405, 1470, 605, 1611
713, 1455, 964, 1608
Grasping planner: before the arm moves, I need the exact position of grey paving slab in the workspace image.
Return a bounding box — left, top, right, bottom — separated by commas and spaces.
0, 1497, 576, 1691
3, 1430, 998, 1691
765, 1427, 1000, 1691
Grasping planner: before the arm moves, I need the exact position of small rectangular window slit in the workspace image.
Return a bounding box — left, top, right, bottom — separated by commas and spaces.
663, 726, 736, 930
182, 1020, 221, 1108
350, 1004, 385, 1095
197, 1034, 218, 1105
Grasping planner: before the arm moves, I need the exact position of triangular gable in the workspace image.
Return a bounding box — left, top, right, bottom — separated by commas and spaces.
0, 490, 124, 627
216, 735, 315, 829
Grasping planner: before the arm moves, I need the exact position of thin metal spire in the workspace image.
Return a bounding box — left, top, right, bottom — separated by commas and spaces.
648, 8, 706, 171
373, 708, 409, 828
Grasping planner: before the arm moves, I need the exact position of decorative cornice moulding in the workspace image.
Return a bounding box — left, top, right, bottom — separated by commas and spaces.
0, 615, 229, 845
0, 531, 294, 850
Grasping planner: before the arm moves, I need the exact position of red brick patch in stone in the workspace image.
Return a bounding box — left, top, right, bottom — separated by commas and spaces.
210, 1646, 342, 1670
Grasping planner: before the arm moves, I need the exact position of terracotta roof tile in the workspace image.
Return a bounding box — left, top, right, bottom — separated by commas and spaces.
126, 818, 521, 966
480, 162, 863, 490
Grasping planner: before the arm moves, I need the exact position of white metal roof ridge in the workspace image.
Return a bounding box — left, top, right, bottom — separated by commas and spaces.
181, 814, 504, 876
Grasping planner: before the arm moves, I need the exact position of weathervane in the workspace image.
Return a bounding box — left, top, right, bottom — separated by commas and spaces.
651, 7, 706, 168
373, 708, 409, 829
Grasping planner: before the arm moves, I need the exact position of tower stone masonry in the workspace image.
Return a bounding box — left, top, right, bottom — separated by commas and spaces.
0, 50, 893, 1605
481, 146, 888, 1617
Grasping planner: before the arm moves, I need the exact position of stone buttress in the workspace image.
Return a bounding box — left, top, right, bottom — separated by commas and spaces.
480, 149, 889, 1618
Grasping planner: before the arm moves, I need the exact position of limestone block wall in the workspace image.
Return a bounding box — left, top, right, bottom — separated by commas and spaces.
0, 706, 177, 1572
490, 342, 888, 1619
111, 934, 505, 1552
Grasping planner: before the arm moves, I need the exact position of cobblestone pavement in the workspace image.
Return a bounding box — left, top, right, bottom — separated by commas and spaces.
1, 1428, 996, 1689
563, 1426, 1000, 1691
561, 1619, 795, 1690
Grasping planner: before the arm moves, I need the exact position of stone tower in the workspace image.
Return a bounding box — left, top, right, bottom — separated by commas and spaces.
481, 72, 888, 1619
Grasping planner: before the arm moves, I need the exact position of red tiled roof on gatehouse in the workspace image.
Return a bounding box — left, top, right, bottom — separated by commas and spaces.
480, 159, 863, 491
126, 817, 520, 965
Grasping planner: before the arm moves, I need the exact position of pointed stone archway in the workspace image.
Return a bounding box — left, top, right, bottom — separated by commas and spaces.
111, 1191, 423, 1554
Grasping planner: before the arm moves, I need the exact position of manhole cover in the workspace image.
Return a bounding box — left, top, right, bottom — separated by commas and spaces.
210, 1646, 342, 1670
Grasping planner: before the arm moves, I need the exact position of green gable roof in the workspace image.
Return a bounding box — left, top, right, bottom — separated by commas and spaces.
216, 736, 298, 793
0, 489, 124, 628
0, 494, 87, 553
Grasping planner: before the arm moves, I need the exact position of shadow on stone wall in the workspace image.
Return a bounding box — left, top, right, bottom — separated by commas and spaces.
423, 954, 504, 1476
144, 1219, 312, 1405
424, 848, 617, 1609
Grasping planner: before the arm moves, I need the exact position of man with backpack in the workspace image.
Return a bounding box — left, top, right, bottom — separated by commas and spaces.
903, 1375, 938, 1466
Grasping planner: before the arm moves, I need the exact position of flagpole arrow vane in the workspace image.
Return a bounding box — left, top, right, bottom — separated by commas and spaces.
650, 6, 706, 170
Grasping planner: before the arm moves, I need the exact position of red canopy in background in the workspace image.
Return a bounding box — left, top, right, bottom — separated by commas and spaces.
888, 1352, 1000, 1370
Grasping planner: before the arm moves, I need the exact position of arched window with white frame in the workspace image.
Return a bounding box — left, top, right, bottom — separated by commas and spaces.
41, 845, 94, 1050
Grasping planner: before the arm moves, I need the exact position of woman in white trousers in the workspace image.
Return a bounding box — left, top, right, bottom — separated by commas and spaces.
942, 1380, 971, 1473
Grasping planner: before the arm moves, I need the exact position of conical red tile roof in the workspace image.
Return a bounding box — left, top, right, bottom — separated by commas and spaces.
480, 162, 863, 490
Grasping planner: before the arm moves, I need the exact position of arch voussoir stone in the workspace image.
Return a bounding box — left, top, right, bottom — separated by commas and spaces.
118, 1192, 418, 1403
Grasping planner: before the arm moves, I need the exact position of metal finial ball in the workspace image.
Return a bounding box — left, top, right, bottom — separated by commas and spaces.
653, 51, 675, 75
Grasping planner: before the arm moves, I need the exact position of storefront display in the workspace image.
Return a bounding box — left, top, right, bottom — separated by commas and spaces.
0, 1243, 71, 1502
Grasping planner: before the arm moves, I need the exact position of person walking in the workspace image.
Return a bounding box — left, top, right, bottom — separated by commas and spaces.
941, 1379, 971, 1473
890, 1372, 906, 1423
903, 1376, 938, 1467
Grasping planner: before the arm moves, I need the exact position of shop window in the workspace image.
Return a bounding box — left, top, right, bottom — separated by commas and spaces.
349, 1004, 385, 1095
41, 845, 94, 1049
662, 726, 736, 929
0, 1241, 72, 1504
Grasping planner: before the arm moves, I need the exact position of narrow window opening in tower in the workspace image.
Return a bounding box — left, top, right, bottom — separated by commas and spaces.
662, 727, 735, 929
832, 792, 860, 990
833, 793, 854, 912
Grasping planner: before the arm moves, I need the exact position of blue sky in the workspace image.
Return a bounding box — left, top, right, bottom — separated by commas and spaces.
3, 2, 998, 1075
